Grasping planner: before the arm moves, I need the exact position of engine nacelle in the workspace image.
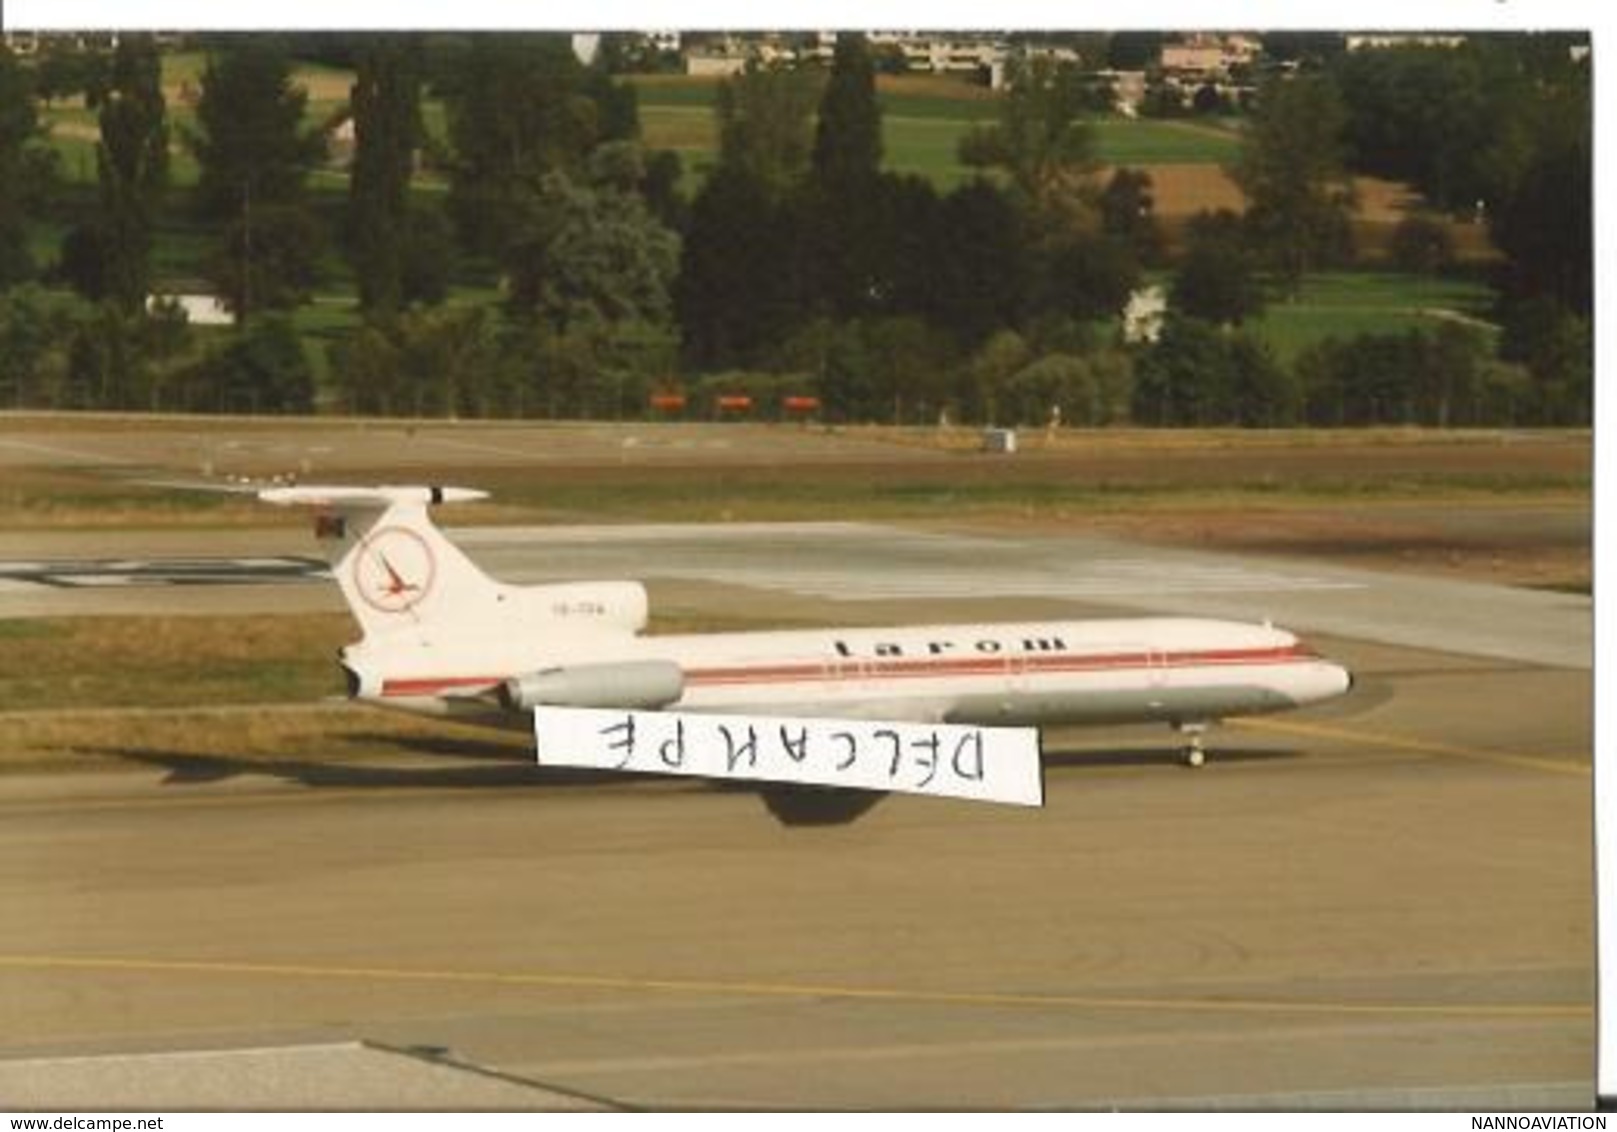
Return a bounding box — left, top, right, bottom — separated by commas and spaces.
527, 581, 649, 634
499, 659, 684, 712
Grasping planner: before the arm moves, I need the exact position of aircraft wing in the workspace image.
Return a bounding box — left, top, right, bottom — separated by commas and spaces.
685, 697, 954, 725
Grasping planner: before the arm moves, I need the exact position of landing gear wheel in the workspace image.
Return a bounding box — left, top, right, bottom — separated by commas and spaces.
1174, 722, 1210, 769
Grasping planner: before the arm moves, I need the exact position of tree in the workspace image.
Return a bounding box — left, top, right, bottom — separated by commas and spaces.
335, 305, 498, 416
804, 315, 957, 424
582, 65, 640, 144
82, 35, 168, 313
1106, 32, 1165, 70
959, 54, 1096, 219
1411, 322, 1490, 428
1489, 120, 1591, 315
867, 173, 943, 319
804, 33, 884, 319
676, 166, 805, 369
715, 61, 820, 196
1233, 74, 1356, 292
504, 155, 681, 335
930, 179, 1028, 347
407, 305, 494, 417
495, 312, 674, 420
1171, 209, 1264, 325
348, 35, 424, 314
1221, 334, 1296, 427
1034, 233, 1140, 324
442, 35, 600, 255
398, 205, 456, 307
191, 39, 322, 218
1388, 215, 1455, 276
1296, 328, 1487, 427
207, 204, 325, 316
192, 314, 315, 413
812, 33, 881, 197
1260, 33, 1346, 67
1330, 44, 1497, 213
36, 39, 103, 103
1192, 82, 1228, 116
1500, 297, 1591, 425
330, 319, 404, 415
0, 286, 75, 406
65, 302, 149, 409
963, 330, 1031, 425
1004, 352, 1134, 428
189, 40, 325, 322
0, 47, 57, 288
1099, 168, 1164, 266
1134, 317, 1294, 426
641, 148, 686, 229
809, 320, 872, 423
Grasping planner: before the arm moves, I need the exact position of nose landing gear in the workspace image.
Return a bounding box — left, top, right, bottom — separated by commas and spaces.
1174, 721, 1210, 768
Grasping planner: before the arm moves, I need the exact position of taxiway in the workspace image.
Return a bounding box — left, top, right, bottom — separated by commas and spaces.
0, 518, 1593, 1109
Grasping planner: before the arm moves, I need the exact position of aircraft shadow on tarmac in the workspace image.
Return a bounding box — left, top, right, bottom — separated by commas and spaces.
1041, 745, 1301, 770
77, 745, 641, 791
76, 744, 883, 825
78, 736, 1303, 828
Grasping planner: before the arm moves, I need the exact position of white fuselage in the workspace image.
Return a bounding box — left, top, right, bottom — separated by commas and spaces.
258, 486, 1354, 768
350, 615, 1351, 731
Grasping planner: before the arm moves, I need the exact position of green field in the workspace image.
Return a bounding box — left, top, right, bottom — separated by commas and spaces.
1247, 273, 1497, 361
39, 66, 1236, 188
1090, 118, 1240, 164
631, 77, 1236, 187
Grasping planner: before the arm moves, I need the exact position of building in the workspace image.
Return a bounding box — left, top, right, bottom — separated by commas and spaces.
685, 48, 749, 78
1345, 33, 1467, 52
1159, 33, 1261, 78
1122, 286, 1167, 345
683, 33, 822, 76
865, 32, 1009, 76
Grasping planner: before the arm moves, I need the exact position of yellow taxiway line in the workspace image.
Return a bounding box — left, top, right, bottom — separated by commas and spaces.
1230, 717, 1589, 778
0, 953, 1589, 1022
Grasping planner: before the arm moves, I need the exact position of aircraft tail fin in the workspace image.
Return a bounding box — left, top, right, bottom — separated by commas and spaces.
260, 485, 501, 642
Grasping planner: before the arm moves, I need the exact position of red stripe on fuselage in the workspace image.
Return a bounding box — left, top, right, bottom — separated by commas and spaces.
377, 644, 1315, 699
685, 645, 1308, 686
382, 675, 503, 697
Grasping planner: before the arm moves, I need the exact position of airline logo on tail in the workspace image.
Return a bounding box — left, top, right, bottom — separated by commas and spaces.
354, 527, 435, 612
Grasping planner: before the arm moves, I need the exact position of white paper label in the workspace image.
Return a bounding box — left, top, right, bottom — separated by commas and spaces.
533, 706, 1043, 807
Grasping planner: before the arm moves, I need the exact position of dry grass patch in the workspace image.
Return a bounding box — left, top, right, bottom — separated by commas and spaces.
0, 703, 528, 775
0, 614, 355, 711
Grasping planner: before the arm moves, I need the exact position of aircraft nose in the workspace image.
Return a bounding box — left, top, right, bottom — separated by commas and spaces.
1328, 663, 1353, 701
1299, 661, 1353, 706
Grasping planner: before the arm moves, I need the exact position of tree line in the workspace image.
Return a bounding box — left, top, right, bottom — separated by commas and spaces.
0, 31, 1590, 426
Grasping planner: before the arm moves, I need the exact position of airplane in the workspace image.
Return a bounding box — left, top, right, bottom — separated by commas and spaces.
262, 484, 1352, 802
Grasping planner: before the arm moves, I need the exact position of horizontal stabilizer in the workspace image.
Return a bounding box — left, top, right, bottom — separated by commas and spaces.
259, 485, 489, 509
533, 705, 1043, 807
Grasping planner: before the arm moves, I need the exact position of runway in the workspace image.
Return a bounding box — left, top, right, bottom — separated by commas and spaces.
0, 519, 1594, 1109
